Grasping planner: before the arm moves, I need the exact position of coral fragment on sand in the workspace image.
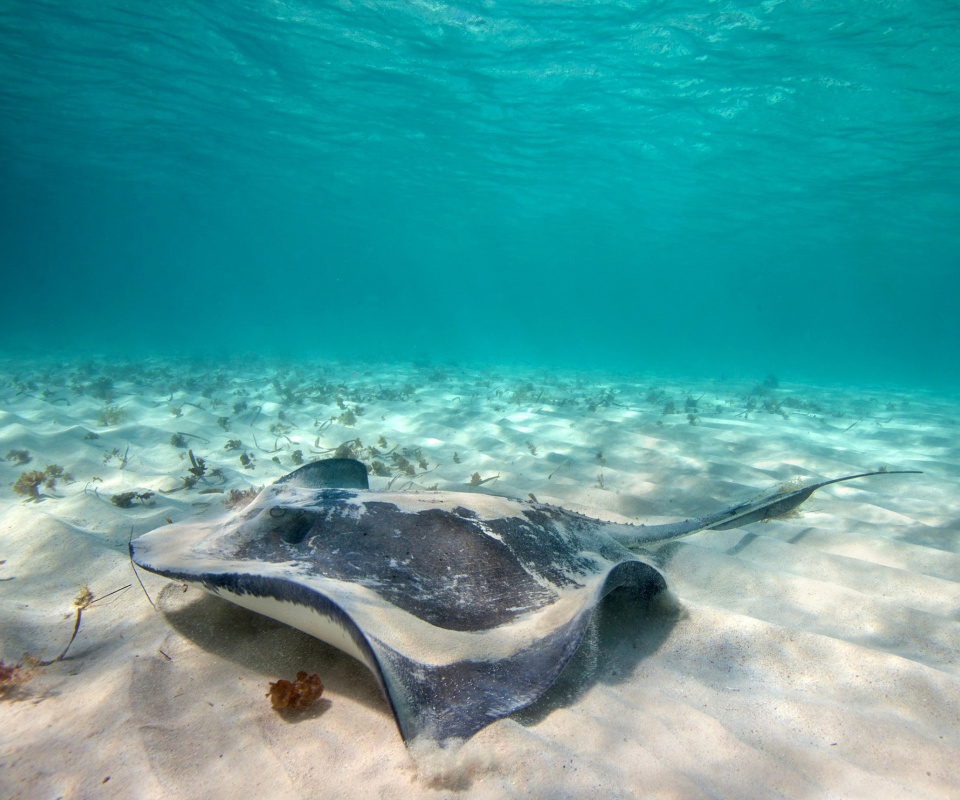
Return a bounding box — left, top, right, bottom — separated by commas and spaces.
267, 671, 324, 711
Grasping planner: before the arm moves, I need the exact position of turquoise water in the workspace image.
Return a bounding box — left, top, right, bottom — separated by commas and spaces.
1, 1, 958, 385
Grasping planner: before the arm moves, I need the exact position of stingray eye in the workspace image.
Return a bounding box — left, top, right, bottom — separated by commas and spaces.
269, 506, 285, 518
270, 509, 315, 544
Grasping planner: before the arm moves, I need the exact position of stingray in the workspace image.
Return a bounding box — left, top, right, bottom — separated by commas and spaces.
131, 459, 916, 743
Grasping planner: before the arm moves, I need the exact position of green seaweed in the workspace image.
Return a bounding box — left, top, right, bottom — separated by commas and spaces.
224, 486, 259, 509
13, 471, 45, 500
337, 409, 358, 426
89, 376, 114, 401
5, 449, 31, 466
42, 464, 71, 488
334, 439, 361, 460
102, 446, 130, 469
187, 450, 207, 479
110, 490, 155, 508
0, 659, 29, 698
97, 404, 127, 426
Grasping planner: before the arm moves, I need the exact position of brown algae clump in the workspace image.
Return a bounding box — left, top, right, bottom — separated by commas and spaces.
267, 671, 324, 711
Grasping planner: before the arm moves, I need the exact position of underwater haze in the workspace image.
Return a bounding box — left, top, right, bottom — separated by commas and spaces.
1, 0, 959, 386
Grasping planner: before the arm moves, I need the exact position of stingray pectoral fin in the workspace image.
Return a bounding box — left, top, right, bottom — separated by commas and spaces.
370, 615, 595, 743
615, 470, 922, 545
372, 560, 667, 743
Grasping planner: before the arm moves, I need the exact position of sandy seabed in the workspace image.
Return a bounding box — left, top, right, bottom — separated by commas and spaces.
0, 355, 957, 800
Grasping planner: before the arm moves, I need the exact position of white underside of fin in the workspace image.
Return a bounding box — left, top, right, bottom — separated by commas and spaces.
208, 584, 376, 673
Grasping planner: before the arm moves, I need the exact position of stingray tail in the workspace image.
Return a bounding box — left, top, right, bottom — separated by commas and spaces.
614, 470, 921, 546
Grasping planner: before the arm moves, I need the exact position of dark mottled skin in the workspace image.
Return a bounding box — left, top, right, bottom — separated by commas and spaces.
228, 491, 627, 632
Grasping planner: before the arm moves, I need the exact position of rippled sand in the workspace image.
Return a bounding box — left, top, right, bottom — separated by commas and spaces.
1, 357, 956, 799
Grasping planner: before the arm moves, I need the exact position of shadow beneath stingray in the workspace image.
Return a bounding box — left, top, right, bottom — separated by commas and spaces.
514, 586, 680, 728
155, 581, 680, 738
155, 584, 391, 720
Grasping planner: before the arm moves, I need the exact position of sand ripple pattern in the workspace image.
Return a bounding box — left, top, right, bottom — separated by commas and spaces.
0, 358, 957, 799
